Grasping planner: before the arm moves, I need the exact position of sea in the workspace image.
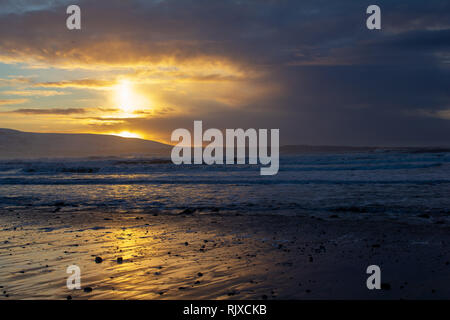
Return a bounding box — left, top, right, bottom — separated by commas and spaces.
0, 150, 449, 217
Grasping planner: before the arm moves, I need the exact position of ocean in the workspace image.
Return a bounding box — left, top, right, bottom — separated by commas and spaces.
0, 151, 449, 217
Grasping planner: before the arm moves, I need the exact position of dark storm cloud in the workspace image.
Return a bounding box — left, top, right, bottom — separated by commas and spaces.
6, 108, 86, 115
0, 0, 449, 145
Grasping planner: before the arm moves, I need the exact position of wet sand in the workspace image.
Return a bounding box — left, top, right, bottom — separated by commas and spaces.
1, 208, 450, 299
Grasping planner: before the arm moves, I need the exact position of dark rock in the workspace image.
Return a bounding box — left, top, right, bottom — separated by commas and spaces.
197, 272, 203, 277
66, 295, 72, 300
381, 283, 391, 290
83, 287, 93, 293
95, 257, 103, 263
117, 257, 123, 263
180, 208, 196, 215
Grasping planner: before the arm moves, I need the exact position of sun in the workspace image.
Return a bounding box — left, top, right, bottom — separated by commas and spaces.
115, 79, 153, 115
117, 80, 134, 113
114, 131, 142, 139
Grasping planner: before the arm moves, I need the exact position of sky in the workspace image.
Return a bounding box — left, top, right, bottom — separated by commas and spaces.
0, 0, 449, 146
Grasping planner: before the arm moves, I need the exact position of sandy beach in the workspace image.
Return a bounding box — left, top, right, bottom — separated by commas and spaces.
1, 207, 449, 300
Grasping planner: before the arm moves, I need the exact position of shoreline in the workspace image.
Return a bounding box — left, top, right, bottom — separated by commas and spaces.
1, 209, 449, 299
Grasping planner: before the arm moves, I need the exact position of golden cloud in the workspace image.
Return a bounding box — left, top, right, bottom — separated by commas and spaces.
34, 79, 117, 90
0, 98, 28, 106
2, 90, 67, 97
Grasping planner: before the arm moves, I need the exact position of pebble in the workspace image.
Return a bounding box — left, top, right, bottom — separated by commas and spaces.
381, 283, 391, 290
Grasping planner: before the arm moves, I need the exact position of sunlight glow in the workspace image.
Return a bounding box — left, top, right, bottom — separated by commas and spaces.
114, 79, 153, 116
114, 131, 142, 139
118, 80, 133, 113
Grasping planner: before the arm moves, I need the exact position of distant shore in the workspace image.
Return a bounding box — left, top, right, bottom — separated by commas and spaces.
1, 208, 449, 299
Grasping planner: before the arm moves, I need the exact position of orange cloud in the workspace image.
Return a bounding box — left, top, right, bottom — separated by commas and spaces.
34, 79, 117, 90
2, 90, 67, 97
0, 99, 28, 106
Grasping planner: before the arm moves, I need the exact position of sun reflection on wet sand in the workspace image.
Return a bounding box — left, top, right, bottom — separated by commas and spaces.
0, 210, 286, 299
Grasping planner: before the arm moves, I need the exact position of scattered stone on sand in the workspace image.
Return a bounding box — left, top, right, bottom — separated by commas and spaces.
83, 287, 93, 293
197, 272, 203, 277
117, 257, 123, 263
95, 257, 103, 263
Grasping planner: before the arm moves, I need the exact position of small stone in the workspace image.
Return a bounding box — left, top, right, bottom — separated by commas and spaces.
197, 272, 203, 277
180, 208, 196, 215
83, 287, 93, 293
117, 257, 123, 264
381, 283, 391, 290
66, 295, 72, 300
95, 257, 103, 263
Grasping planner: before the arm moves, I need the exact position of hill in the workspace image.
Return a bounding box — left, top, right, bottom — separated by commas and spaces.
0, 128, 171, 159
